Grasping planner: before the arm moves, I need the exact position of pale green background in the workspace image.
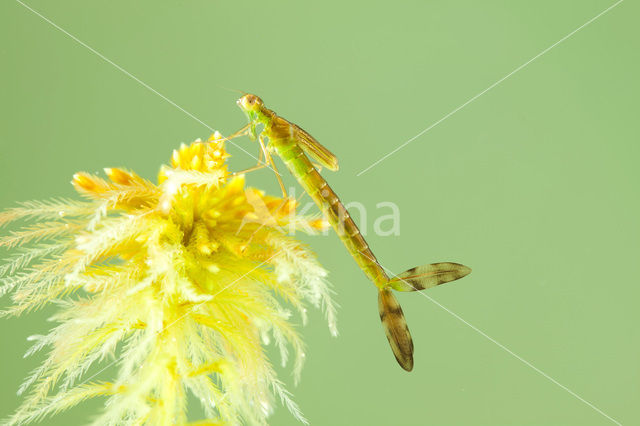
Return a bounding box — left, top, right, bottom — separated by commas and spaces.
1, 1, 638, 425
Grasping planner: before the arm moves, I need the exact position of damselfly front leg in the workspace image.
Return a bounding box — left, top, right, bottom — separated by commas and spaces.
259, 135, 288, 198
227, 123, 270, 177
229, 122, 252, 140
229, 127, 287, 199
231, 163, 269, 177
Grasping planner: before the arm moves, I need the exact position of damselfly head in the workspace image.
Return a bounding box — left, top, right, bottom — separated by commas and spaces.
237, 94, 264, 140
237, 94, 264, 112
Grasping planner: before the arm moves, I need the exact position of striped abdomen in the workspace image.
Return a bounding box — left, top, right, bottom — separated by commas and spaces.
274, 140, 389, 287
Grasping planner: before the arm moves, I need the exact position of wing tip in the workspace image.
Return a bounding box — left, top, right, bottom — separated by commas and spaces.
399, 354, 414, 372
458, 263, 472, 278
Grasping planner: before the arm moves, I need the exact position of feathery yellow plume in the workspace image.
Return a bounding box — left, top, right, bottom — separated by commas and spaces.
0, 131, 336, 425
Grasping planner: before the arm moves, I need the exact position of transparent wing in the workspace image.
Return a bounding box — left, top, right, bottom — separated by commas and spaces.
292, 124, 339, 171
388, 262, 471, 291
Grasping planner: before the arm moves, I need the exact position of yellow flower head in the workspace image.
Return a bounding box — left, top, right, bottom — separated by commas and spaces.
0, 131, 336, 425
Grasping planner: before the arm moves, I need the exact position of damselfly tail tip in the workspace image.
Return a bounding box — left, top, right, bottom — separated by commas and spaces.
378, 288, 414, 372
378, 262, 471, 370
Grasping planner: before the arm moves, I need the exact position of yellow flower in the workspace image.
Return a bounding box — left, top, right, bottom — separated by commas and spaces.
0, 131, 336, 425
